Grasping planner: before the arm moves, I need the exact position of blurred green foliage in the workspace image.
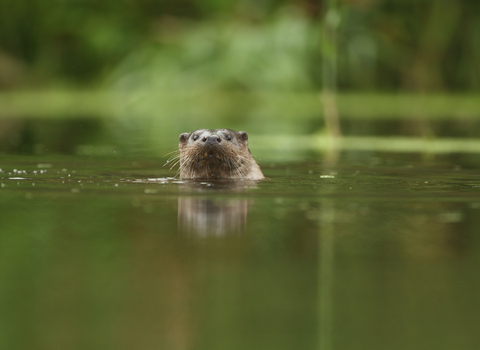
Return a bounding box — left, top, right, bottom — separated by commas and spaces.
2, 0, 480, 154
1, 0, 480, 91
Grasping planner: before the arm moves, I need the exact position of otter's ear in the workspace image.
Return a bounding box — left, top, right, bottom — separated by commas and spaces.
238, 131, 248, 141
179, 133, 189, 143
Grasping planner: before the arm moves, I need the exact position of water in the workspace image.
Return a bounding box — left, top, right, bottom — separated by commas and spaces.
1, 152, 480, 350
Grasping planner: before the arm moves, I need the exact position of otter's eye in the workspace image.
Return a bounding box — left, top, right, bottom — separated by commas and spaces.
192, 135, 199, 141
225, 134, 232, 141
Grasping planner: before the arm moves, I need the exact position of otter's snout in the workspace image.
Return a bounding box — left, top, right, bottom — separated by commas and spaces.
202, 135, 221, 145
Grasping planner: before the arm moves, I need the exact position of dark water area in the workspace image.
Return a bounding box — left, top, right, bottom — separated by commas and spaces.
1, 151, 480, 350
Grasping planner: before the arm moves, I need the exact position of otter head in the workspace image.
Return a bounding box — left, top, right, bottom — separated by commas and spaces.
178, 129, 263, 180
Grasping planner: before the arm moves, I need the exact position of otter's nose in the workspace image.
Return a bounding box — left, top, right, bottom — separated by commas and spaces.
202, 135, 221, 145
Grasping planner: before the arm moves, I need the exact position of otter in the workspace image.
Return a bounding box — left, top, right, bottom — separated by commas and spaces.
177, 129, 264, 180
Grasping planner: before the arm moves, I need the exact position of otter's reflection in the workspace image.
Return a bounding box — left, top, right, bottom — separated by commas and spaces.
178, 180, 259, 236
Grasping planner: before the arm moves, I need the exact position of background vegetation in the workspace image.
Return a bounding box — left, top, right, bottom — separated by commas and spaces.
1, 0, 480, 154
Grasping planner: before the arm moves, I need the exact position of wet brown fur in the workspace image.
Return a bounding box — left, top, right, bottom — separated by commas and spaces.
176, 129, 264, 180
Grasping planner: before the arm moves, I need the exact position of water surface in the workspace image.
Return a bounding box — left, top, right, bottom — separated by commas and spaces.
0, 151, 479, 350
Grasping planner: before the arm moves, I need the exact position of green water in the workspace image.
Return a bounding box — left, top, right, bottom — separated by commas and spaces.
1, 152, 480, 350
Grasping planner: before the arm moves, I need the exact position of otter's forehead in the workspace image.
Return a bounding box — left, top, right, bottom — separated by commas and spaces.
191, 129, 214, 137
191, 129, 233, 136
179, 129, 248, 145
